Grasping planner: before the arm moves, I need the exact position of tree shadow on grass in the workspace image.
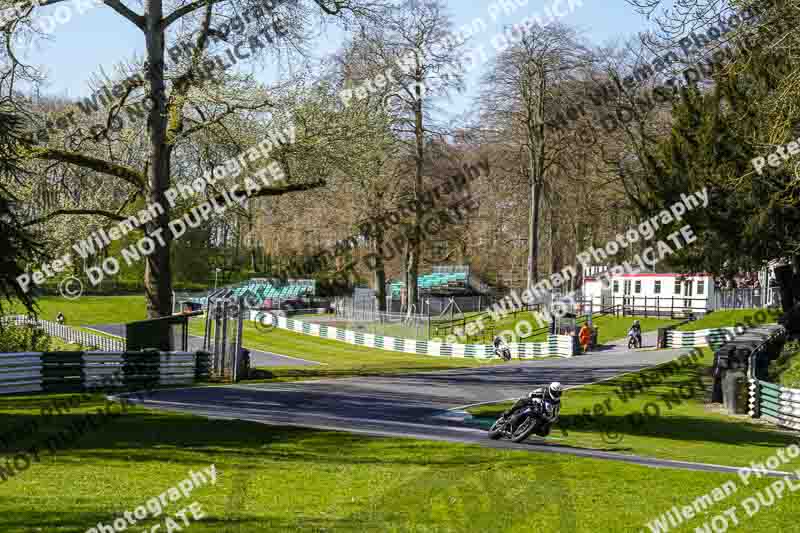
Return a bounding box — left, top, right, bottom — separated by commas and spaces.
0, 400, 533, 469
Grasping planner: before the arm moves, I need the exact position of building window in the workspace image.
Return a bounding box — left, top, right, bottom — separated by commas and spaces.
613, 281, 619, 293
675, 280, 681, 295
654, 280, 661, 294
635, 280, 642, 294
697, 280, 705, 295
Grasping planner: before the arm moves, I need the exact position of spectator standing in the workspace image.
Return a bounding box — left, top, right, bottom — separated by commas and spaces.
579, 323, 592, 353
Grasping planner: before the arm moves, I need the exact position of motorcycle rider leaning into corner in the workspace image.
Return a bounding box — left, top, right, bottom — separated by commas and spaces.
502, 382, 563, 436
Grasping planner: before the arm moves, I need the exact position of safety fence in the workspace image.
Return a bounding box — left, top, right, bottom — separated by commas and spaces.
3, 316, 126, 351
665, 327, 738, 349
0, 351, 211, 395
251, 311, 575, 358
748, 379, 800, 431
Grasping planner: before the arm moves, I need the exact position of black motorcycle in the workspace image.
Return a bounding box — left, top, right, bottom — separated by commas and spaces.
488, 398, 560, 443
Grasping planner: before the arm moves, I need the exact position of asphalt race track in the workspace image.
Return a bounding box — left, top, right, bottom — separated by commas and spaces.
85, 323, 320, 367
119, 346, 796, 477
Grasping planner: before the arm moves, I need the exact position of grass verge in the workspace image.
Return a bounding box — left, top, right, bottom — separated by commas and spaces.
676, 308, 781, 331
1, 393, 799, 532
467, 348, 800, 467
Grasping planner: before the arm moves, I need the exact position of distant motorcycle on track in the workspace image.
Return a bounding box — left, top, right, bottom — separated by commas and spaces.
627, 328, 642, 349
493, 336, 512, 361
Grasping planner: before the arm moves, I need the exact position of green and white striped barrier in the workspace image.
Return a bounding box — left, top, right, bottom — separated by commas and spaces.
251, 311, 574, 359
749, 379, 800, 431
666, 327, 738, 349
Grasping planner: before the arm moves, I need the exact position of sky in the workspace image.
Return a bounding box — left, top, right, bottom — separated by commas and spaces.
16, 0, 657, 116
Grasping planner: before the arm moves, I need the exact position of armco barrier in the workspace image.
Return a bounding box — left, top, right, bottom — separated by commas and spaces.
749, 379, 800, 431
666, 327, 738, 349
250, 311, 575, 358
0, 352, 42, 395
0, 351, 211, 395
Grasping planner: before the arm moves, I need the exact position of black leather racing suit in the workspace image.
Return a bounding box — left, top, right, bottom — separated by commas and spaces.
630, 323, 642, 344
502, 387, 561, 436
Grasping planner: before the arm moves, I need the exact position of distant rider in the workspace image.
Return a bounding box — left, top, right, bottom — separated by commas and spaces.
629, 319, 642, 346
56, 312, 65, 325
502, 382, 563, 436
493, 336, 510, 359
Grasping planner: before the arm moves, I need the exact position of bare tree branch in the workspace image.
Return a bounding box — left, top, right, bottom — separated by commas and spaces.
30, 148, 146, 190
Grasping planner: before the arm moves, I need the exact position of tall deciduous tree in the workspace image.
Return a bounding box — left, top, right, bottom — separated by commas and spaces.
480, 23, 587, 290
356, 0, 465, 315
1, 0, 383, 317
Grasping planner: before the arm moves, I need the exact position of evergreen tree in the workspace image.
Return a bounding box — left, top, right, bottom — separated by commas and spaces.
0, 106, 44, 317
634, 16, 800, 320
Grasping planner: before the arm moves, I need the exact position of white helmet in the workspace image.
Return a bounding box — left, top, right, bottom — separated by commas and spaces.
547, 382, 563, 401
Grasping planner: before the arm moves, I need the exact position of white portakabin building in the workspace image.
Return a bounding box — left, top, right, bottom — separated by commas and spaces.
582, 266, 715, 317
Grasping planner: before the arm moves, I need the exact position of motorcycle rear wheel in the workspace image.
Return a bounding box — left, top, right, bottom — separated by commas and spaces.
510, 417, 537, 443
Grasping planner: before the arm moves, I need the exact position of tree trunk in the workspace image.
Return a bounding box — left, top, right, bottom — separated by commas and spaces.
406, 70, 424, 318
373, 230, 387, 312
143, 0, 172, 318
775, 265, 795, 314
526, 177, 542, 290
550, 207, 560, 277
574, 220, 585, 292
526, 68, 547, 293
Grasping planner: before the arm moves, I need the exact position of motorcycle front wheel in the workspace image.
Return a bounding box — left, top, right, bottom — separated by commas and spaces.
488, 417, 506, 440
510, 416, 537, 443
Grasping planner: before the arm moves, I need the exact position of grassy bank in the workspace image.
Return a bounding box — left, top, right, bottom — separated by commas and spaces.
769, 340, 800, 388
676, 308, 781, 331
468, 348, 800, 467
1, 393, 799, 532
8, 295, 147, 326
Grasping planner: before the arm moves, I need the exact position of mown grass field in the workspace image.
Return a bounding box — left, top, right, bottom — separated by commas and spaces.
1, 392, 799, 532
